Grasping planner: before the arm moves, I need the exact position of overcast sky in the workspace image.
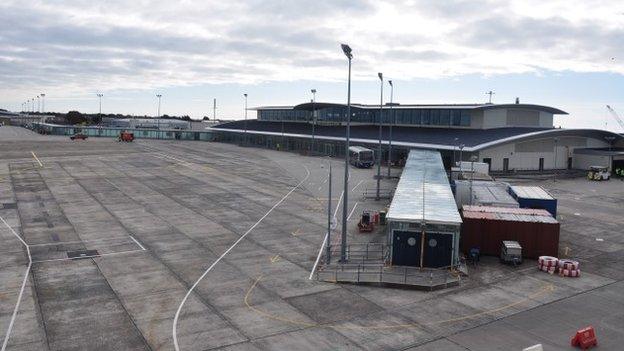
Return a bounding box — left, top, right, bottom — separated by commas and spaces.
1, 0, 623, 131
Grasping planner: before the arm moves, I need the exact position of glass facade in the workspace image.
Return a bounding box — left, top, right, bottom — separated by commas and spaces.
258, 107, 471, 127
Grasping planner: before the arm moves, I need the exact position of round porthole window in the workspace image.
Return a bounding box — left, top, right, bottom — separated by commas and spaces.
429, 238, 437, 247
407, 237, 417, 246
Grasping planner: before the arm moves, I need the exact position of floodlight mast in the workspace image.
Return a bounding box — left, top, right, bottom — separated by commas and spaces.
387, 80, 394, 177
340, 43, 352, 263
376, 72, 383, 201
311, 89, 317, 154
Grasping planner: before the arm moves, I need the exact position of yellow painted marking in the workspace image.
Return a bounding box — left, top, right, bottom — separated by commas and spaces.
244, 274, 555, 330
30, 151, 43, 168
270, 255, 280, 263
564, 246, 570, 257
291, 228, 302, 236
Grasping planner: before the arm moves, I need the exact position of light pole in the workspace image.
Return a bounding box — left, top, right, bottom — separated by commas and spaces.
340, 43, 352, 263
326, 158, 332, 264
453, 137, 459, 166
243, 93, 248, 145
469, 155, 478, 205
376, 72, 383, 201
156, 94, 162, 129
33, 97, 37, 113
387, 80, 394, 178
40, 94, 45, 113
36, 96, 40, 113
459, 143, 465, 166
311, 89, 316, 155
97, 93, 103, 114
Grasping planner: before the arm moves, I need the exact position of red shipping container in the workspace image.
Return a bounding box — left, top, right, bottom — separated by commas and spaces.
460, 206, 559, 259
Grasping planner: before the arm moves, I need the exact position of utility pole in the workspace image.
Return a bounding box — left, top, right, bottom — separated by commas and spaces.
486, 90, 495, 104
213, 98, 216, 120
387, 80, 394, 178
376, 72, 383, 201
340, 43, 352, 263
40, 94, 45, 113
36, 95, 40, 113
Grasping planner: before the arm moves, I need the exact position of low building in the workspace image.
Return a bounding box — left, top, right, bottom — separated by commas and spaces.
386, 149, 462, 269
454, 180, 518, 209
210, 101, 624, 172
101, 117, 190, 130
460, 205, 560, 259
509, 186, 558, 218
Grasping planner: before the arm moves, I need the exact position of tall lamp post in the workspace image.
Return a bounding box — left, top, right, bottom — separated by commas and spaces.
97, 93, 103, 115
243, 93, 248, 145
376, 72, 383, 201
326, 158, 332, 264
156, 94, 162, 130
340, 43, 352, 263
387, 80, 394, 178
36, 96, 40, 113
40, 94, 45, 114
310, 89, 317, 154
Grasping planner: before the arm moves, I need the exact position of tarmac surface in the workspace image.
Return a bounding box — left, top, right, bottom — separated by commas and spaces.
0, 125, 622, 350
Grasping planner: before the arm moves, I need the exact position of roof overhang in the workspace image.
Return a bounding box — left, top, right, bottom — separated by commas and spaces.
475, 104, 568, 115
472, 128, 624, 151
210, 126, 624, 153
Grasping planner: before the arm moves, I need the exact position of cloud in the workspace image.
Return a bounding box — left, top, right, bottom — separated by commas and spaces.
0, 0, 623, 101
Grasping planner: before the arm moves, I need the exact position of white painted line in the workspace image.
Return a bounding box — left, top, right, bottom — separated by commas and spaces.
309, 232, 328, 280
333, 190, 344, 224
347, 202, 359, 221
28, 237, 132, 247
172, 165, 310, 351
0, 215, 32, 351
30, 151, 43, 168
32, 248, 146, 263
129, 235, 146, 251
596, 238, 604, 242
351, 179, 364, 192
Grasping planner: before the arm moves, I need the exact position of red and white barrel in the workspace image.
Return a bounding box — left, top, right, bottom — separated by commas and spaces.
557, 259, 580, 271
559, 268, 581, 278
538, 256, 558, 267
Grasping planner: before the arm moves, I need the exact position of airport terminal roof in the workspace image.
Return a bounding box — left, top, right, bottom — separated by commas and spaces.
251, 102, 568, 115
212, 120, 624, 152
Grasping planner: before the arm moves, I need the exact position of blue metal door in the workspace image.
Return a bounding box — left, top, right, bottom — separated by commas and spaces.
392, 230, 421, 267
423, 232, 453, 268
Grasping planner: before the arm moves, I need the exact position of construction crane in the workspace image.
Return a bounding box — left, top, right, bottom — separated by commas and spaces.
606, 105, 624, 131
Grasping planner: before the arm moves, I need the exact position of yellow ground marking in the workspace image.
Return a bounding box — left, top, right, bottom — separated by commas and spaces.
291, 228, 302, 236
270, 255, 280, 263
30, 151, 43, 168
564, 246, 570, 257
244, 274, 556, 330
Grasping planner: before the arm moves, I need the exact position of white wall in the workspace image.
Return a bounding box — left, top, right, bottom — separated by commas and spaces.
482, 109, 507, 128
478, 136, 609, 171
573, 154, 611, 170
539, 112, 554, 127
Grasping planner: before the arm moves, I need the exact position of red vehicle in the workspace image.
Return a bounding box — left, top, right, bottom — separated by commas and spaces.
118, 131, 134, 142
70, 133, 88, 140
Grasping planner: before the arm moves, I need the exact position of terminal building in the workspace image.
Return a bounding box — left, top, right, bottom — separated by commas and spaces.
211, 101, 624, 172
